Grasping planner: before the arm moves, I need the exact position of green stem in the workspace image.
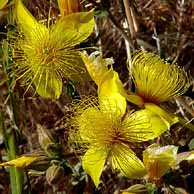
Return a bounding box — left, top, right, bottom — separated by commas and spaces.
1, 40, 24, 194
8, 132, 24, 194
0, 111, 24, 194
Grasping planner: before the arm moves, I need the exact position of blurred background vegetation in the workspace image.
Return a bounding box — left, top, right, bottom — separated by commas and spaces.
0, 0, 194, 193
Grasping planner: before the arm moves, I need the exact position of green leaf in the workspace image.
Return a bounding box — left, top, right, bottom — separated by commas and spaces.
189, 138, 194, 150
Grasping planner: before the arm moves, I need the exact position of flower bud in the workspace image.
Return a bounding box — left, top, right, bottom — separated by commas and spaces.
121, 184, 147, 194
0, 154, 50, 171
57, 0, 81, 17
143, 144, 178, 182
46, 160, 64, 185
37, 124, 61, 157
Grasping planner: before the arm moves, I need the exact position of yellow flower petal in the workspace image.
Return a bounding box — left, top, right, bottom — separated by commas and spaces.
0, 156, 38, 168
143, 144, 178, 180
78, 107, 101, 142
80, 51, 112, 86
57, 0, 80, 16
145, 103, 179, 127
131, 51, 190, 104
82, 146, 108, 187
0, 0, 8, 9
98, 71, 127, 116
125, 93, 144, 106
111, 143, 146, 178
16, 0, 47, 36
122, 109, 170, 142
33, 71, 62, 99
81, 51, 143, 108
53, 9, 94, 47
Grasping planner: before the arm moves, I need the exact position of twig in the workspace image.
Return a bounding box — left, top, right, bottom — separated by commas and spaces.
123, 0, 137, 47
153, 27, 161, 56
174, 96, 194, 117
108, 10, 134, 49
175, 97, 189, 121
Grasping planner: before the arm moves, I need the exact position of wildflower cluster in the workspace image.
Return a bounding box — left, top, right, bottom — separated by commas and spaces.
69, 97, 168, 186
1, 0, 192, 191
68, 50, 190, 186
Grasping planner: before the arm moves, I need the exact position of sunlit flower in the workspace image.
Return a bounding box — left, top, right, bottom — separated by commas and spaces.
81, 51, 177, 129
128, 51, 190, 128
72, 51, 174, 187
81, 51, 144, 108
131, 51, 190, 104
70, 96, 171, 187
143, 144, 178, 182
12, 0, 94, 99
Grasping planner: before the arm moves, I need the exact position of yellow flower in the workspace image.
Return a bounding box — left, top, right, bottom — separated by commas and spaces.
73, 51, 173, 186
81, 51, 144, 109
70, 96, 171, 187
143, 144, 178, 182
131, 51, 190, 104
129, 51, 190, 128
12, 0, 94, 99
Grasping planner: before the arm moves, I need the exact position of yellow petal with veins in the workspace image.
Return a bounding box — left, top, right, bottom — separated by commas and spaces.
111, 143, 146, 178
32, 70, 62, 99
80, 51, 111, 86
143, 144, 178, 181
53, 9, 94, 47
98, 71, 127, 117
145, 103, 179, 127
16, 0, 47, 36
122, 109, 169, 142
82, 146, 108, 187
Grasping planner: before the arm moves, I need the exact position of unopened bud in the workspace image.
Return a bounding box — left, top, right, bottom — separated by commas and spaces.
57, 0, 81, 17
27, 154, 50, 171
143, 144, 178, 182
46, 160, 64, 185
37, 124, 61, 157
121, 184, 147, 194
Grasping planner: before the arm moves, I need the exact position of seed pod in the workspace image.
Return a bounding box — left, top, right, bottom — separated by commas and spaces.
37, 124, 61, 158
46, 160, 64, 185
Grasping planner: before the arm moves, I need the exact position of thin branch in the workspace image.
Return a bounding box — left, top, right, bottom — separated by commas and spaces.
108, 10, 134, 49
174, 96, 194, 117
123, 0, 137, 47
